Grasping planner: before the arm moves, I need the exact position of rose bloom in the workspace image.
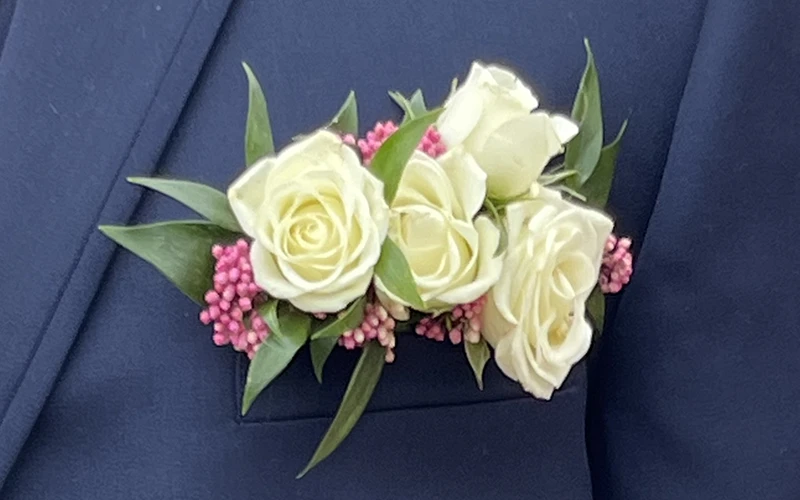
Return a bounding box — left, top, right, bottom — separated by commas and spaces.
227, 130, 389, 313
375, 149, 502, 315
437, 62, 578, 199
482, 187, 612, 399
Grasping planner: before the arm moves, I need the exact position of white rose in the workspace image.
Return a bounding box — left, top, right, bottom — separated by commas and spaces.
437, 62, 579, 199
482, 188, 612, 399
374, 149, 503, 315
227, 130, 389, 313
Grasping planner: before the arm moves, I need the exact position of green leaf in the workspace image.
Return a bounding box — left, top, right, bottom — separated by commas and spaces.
241, 301, 311, 415
297, 341, 385, 478
370, 108, 443, 204
465, 338, 491, 390
374, 238, 425, 311
582, 120, 628, 207
553, 184, 587, 202
310, 336, 339, 383
242, 62, 275, 166
408, 89, 427, 116
328, 90, 358, 136
310, 296, 367, 340
482, 198, 508, 257
99, 221, 239, 304
565, 39, 603, 187
538, 169, 580, 187
587, 287, 606, 334
127, 177, 241, 232
388, 89, 427, 122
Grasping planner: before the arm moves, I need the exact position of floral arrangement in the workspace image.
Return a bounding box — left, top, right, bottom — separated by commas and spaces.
100, 40, 633, 477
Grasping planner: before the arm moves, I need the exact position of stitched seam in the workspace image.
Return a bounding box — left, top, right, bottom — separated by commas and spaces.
235, 356, 584, 425
0, 0, 205, 429
235, 392, 574, 427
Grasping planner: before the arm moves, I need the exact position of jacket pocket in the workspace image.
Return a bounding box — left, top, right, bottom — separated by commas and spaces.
235, 334, 585, 423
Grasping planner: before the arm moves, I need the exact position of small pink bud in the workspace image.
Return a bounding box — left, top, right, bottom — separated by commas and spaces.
199, 310, 211, 325
205, 291, 220, 304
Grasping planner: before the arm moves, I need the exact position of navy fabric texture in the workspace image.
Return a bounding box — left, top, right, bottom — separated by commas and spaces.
587, 1, 800, 498
0, 0, 795, 498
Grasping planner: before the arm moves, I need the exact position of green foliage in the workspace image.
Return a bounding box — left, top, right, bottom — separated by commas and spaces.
465, 338, 491, 390
298, 342, 385, 477
311, 297, 367, 340
328, 90, 359, 136
127, 177, 241, 232
370, 108, 443, 204
242, 62, 275, 166
586, 287, 605, 334
582, 120, 628, 207
482, 198, 508, 257
241, 301, 311, 415
98, 221, 239, 304
565, 40, 603, 188
310, 336, 339, 384
389, 89, 428, 122
375, 238, 425, 311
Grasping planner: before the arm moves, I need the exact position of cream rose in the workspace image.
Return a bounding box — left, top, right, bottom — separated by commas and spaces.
374, 149, 503, 315
482, 187, 612, 399
437, 62, 579, 199
227, 130, 389, 313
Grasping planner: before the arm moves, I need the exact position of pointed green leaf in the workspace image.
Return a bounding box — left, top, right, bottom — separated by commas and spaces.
241, 301, 311, 415
408, 89, 427, 116
127, 177, 241, 232
370, 108, 443, 204
328, 90, 358, 136
311, 296, 367, 340
482, 198, 508, 257
539, 169, 580, 187
587, 287, 606, 334
554, 184, 587, 202
375, 238, 425, 311
242, 62, 274, 166
297, 342, 385, 478
389, 89, 427, 122
99, 221, 239, 304
565, 39, 603, 187
310, 336, 339, 383
465, 338, 491, 390
583, 120, 628, 207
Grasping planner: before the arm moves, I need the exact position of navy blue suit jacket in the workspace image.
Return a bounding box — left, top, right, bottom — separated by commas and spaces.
0, 1, 797, 498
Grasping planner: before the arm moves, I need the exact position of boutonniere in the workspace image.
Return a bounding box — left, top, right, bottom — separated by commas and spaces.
100, 39, 633, 477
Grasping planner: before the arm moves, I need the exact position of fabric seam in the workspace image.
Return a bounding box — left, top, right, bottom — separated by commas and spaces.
0, 0, 205, 430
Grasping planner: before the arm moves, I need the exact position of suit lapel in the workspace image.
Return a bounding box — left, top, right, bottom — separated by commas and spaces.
0, 0, 234, 483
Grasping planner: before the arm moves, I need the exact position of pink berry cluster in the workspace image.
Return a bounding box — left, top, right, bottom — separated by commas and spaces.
415, 295, 488, 345
199, 239, 269, 359
349, 121, 447, 164
599, 234, 634, 294
338, 302, 398, 363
